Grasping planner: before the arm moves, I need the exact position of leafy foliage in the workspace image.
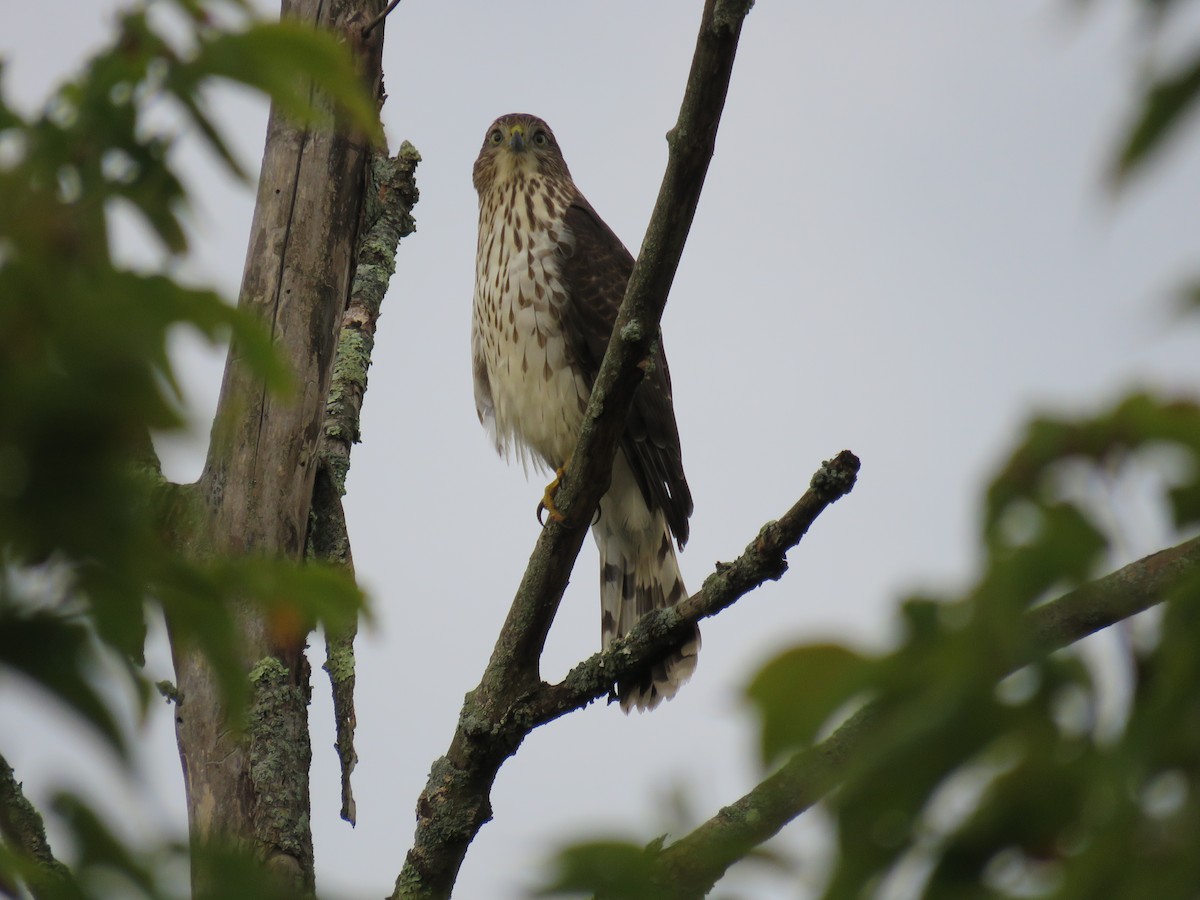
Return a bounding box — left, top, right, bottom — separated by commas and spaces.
542, 405, 1200, 900
1110, 0, 1200, 180
745, 643, 876, 766
0, 0, 373, 894
536, 839, 668, 900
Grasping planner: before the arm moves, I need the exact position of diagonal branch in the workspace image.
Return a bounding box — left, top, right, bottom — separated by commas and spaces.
477, 0, 753, 701
523, 451, 860, 724
649, 534, 1200, 897
392, 2, 754, 897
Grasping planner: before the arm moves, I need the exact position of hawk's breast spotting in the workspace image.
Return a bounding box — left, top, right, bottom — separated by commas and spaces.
472, 163, 586, 469
471, 113, 699, 711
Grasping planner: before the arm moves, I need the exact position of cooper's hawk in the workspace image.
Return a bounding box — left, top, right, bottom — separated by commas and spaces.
471, 113, 699, 712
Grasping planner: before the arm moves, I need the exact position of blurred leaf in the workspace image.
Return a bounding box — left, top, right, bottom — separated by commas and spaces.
979, 502, 1108, 616
216, 556, 368, 643
0, 4, 381, 897
52, 794, 158, 897
941, 739, 1094, 870
985, 393, 1200, 538
1168, 480, 1200, 529
1112, 50, 1200, 182
184, 20, 382, 144
171, 89, 248, 180
1178, 278, 1200, 315
155, 557, 366, 725
0, 843, 82, 900
0, 612, 126, 754
536, 839, 663, 900
154, 559, 250, 723
746, 643, 875, 766
191, 842, 312, 900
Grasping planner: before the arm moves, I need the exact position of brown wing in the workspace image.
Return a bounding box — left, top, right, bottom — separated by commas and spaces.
559, 197, 693, 546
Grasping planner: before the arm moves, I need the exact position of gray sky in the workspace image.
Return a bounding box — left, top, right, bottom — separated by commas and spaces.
3, 1, 1200, 897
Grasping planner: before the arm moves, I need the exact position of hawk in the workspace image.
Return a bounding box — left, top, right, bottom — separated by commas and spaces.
471, 113, 699, 712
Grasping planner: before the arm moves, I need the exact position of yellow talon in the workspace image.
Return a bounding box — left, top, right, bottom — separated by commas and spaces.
536, 465, 568, 525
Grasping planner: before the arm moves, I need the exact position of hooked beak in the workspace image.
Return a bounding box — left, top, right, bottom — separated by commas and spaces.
508, 126, 526, 153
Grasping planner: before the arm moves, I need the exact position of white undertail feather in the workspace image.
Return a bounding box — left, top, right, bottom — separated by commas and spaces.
596, 454, 700, 713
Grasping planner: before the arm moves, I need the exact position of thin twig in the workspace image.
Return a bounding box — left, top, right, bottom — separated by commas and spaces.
522, 451, 861, 724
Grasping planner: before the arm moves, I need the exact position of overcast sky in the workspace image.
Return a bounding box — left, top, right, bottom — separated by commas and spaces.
4, 1, 1200, 897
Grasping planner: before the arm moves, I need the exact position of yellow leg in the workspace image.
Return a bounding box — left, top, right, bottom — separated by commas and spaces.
537, 463, 568, 525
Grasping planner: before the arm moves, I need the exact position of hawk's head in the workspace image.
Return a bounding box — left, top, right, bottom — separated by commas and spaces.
473, 113, 573, 195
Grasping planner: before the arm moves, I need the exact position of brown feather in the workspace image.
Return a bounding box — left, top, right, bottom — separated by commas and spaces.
472, 113, 698, 712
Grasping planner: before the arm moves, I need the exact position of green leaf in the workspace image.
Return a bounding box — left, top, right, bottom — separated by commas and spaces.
746, 643, 875, 766
0, 612, 126, 754
985, 393, 1200, 540
52, 794, 159, 896
155, 557, 366, 726
1168, 480, 1200, 530
1112, 49, 1200, 182
155, 560, 251, 724
537, 839, 663, 899
988, 502, 1108, 603
219, 557, 368, 641
172, 89, 249, 181
191, 842, 310, 900
1177, 278, 1200, 316
187, 21, 382, 143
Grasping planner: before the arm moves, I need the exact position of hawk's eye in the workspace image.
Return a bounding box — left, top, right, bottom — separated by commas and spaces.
532, 131, 548, 147
489, 129, 503, 145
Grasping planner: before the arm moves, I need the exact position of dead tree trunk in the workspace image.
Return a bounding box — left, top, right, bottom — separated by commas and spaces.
167, 0, 386, 893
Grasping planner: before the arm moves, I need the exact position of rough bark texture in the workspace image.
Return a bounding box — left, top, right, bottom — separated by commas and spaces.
168, 0, 386, 892
392, 4, 753, 896
310, 144, 421, 825
0, 752, 68, 898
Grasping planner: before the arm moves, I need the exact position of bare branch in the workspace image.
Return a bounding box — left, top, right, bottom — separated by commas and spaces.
392, 1, 754, 896
524, 451, 860, 723
310, 144, 420, 826
650, 535, 1200, 896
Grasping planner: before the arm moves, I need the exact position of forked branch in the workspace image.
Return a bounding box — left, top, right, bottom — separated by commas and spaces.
523, 451, 860, 724
391, 1, 754, 897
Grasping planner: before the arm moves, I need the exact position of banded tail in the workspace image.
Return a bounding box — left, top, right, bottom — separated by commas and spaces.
594, 455, 700, 713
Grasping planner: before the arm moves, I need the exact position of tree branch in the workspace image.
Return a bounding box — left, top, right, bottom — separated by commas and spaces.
309, 143, 420, 826
392, 2, 753, 896
523, 451, 860, 723
0, 752, 69, 898
650, 534, 1200, 896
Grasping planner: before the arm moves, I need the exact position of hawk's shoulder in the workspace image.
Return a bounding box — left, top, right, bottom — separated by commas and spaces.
558, 195, 693, 546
